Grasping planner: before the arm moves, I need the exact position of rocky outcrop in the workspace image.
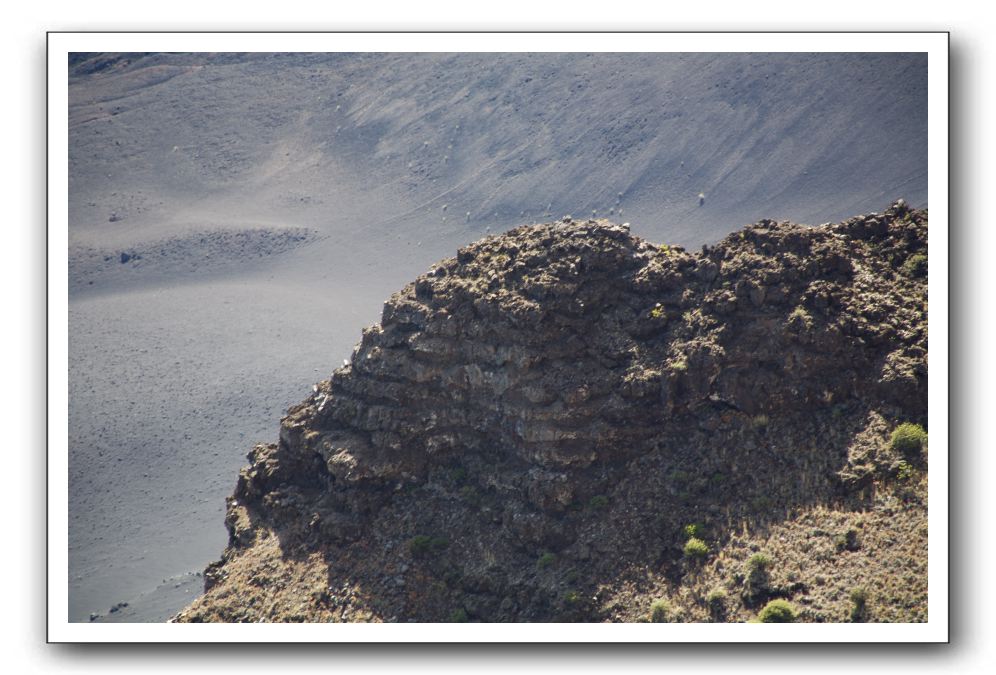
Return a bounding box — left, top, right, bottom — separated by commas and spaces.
176, 202, 928, 623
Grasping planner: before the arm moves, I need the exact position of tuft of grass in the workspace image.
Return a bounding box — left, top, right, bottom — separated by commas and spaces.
449, 608, 469, 623
588, 495, 609, 510
890, 423, 927, 457
409, 535, 449, 558
834, 528, 860, 553
897, 460, 915, 482
683, 537, 710, 560
743, 553, 772, 599
751, 414, 770, 431
787, 306, 813, 331
670, 357, 688, 373
746, 553, 772, 573
537, 552, 556, 569
649, 303, 665, 320
563, 590, 580, 606
649, 598, 671, 623
683, 523, 705, 540
849, 587, 868, 622
706, 589, 727, 619
902, 253, 927, 278
757, 599, 797, 623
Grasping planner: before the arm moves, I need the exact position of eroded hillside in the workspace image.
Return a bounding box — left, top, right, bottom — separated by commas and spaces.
175, 202, 927, 623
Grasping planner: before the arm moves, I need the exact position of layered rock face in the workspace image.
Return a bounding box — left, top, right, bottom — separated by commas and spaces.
177, 203, 928, 623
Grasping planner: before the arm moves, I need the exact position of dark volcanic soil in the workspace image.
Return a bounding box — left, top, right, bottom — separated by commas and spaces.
175, 202, 928, 623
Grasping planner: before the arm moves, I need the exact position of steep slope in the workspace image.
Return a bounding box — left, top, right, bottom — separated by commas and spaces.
69, 52, 926, 254
175, 201, 928, 623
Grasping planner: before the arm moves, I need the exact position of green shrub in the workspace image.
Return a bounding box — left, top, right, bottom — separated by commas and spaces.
409, 535, 449, 557
890, 423, 927, 457
902, 253, 927, 278
449, 608, 469, 623
649, 304, 665, 320
849, 587, 868, 622
563, 590, 580, 605
706, 588, 727, 618
649, 599, 671, 623
683, 537, 710, 560
588, 495, 609, 510
787, 306, 813, 331
683, 523, 705, 539
751, 414, 770, 431
537, 552, 556, 569
746, 553, 772, 574
744, 553, 772, 595
834, 528, 860, 553
897, 460, 915, 482
757, 599, 796, 623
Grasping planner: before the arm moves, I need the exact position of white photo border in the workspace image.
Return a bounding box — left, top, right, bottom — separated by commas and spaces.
48, 31, 949, 643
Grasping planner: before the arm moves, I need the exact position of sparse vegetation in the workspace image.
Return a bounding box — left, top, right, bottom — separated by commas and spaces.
757, 599, 796, 623
449, 608, 469, 622
670, 357, 688, 373
890, 423, 927, 457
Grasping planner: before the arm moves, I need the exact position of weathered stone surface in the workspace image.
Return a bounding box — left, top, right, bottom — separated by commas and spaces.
177, 203, 928, 624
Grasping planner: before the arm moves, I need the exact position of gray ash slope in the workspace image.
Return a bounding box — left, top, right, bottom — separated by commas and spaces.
68, 52, 927, 622
176, 203, 927, 623
69, 52, 926, 253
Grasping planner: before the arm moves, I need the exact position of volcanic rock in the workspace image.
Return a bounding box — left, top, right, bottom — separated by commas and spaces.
175, 203, 928, 623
